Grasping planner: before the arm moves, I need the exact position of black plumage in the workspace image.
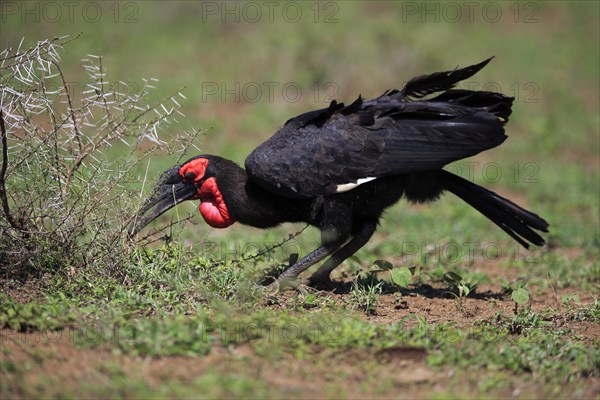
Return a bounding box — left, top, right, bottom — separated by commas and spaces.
131, 58, 549, 289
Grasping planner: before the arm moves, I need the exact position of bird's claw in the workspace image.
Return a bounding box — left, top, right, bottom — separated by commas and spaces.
307, 275, 342, 292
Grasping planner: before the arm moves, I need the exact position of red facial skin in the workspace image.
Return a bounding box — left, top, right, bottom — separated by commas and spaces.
179, 158, 235, 228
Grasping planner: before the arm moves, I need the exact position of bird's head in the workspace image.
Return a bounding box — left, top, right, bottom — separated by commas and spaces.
129, 155, 235, 236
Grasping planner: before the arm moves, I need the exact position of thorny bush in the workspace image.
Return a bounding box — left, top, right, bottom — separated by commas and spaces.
0, 35, 198, 280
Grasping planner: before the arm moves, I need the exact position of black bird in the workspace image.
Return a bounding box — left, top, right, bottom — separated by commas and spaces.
131, 58, 549, 289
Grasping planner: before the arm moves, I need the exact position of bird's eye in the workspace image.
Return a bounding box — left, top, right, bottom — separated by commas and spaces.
184, 171, 196, 182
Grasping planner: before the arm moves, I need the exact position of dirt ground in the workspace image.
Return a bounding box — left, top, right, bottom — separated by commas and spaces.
2, 263, 598, 399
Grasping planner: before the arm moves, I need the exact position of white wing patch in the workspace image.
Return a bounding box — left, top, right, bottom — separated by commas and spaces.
335, 177, 377, 193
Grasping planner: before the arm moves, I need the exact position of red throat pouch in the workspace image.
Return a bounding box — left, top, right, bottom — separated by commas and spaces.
197, 177, 236, 228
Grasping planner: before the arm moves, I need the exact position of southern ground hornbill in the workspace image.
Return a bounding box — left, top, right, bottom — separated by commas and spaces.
130, 58, 549, 290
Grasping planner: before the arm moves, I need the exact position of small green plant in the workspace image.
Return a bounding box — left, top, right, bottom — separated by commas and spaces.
369, 260, 415, 288
301, 293, 319, 309
0, 294, 75, 332
443, 271, 478, 298
511, 287, 530, 305
349, 280, 383, 315
560, 293, 580, 305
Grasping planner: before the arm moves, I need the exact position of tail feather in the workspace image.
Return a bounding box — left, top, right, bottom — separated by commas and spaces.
431, 90, 514, 122
440, 170, 549, 248
401, 58, 494, 100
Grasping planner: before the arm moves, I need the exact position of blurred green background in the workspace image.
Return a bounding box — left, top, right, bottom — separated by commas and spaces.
2, 1, 599, 253
2, 5, 598, 397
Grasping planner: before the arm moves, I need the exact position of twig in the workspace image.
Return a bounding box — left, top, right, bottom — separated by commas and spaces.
53, 61, 82, 153
175, 127, 202, 164
236, 224, 310, 265
547, 271, 562, 311
136, 215, 196, 245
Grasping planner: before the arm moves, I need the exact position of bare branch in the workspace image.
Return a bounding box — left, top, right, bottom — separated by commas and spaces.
0, 108, 22, 230
238, 224, 310, 265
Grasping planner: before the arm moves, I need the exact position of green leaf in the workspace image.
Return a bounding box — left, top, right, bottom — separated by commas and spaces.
443, 271, 463, 283
560, 293, 580, 304
457, 283, 477, 298
511, 288, 530, 305
391, 267, 413, 287
303, 294, 316, 305
372, 260, 394, 271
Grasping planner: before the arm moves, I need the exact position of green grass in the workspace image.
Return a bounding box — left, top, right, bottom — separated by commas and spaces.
2, 243, 598, 397
1, 1, 599, 398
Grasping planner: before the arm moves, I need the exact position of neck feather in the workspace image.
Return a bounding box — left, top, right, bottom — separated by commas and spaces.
212, 158, 312, 228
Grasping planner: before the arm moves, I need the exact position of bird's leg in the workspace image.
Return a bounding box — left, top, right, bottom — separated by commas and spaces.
308, 222, 377, 287
267, 239, 345, 291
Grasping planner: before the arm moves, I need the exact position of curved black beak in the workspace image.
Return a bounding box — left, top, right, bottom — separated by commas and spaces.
129, 166, 198, 236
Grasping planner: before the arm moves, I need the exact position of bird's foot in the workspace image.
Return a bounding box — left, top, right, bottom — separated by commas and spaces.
307, 274, 342, 292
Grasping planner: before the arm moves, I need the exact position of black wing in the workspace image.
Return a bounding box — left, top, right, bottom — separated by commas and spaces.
245, 59, 514, 198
